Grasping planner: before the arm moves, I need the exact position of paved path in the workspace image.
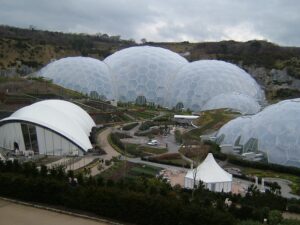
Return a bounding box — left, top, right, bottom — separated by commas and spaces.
263, 177, 300, 199
84, 128, 121, 176
0, 199, 115, 225
97, 128, 120, 159
46, 157, 72, 168
65, 156, 95, 171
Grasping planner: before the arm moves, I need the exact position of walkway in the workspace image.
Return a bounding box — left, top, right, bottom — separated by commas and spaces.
87, 128, 121, 176
0, 199, 117, 225
97, 128, 120, 159
263, 177, 300, 200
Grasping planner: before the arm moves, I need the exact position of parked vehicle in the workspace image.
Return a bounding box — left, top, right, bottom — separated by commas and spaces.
147, 139, 159, 146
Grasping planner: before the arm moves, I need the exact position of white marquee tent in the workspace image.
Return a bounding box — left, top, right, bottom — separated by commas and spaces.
184, 153, 232, 192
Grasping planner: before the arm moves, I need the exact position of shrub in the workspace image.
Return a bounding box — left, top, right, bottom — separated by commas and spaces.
110, 132, 125, 150
139, 121, 156, 131
122, 122, 138, 131
174, 130, 183, 144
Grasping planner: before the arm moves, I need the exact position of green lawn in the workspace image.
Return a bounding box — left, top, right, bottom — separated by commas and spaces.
99, 160, 162, 181
183, 109, 238, 142
122, 122, 139, 130
124, 144, 167, 157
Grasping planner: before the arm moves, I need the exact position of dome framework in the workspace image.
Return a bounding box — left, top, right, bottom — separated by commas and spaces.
217, 99, 300, 167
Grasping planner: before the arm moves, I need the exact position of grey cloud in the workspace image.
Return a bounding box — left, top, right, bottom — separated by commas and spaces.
0, 0, 299, 46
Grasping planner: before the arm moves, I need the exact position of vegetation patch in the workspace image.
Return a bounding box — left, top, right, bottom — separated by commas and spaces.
147, 153, 190, 168
174, 129, 183, 144
122, 122, 139, 131
183, 109, 238, 142
139, 120, 156, 131
242, 167, 300, 195
124, 143, 167, 157
99, 160, 161, 181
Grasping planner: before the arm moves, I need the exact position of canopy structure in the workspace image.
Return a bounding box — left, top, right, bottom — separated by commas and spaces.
0, 100, 95, 156
185, 153, 232, 192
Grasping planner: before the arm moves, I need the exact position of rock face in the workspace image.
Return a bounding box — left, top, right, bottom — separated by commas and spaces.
245, 65, 300, 100
0, 65, 36, 77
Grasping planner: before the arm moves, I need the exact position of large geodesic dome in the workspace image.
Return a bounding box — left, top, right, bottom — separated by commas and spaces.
216, 99, 300, 167
38, 57, 115, 100
38, 48, 265, 112
171, 60, 264, 111
104, 46, 188, 106
201, 92, 261, 115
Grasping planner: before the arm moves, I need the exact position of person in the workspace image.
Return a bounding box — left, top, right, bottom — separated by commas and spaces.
14, 142, 19, 151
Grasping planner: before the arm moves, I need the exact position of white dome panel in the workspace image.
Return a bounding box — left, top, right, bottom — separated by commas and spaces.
217, 99, 300, 167
39, 57, 115, 100
171, 60, 265, 111
104, 46, 188, 106
201, 92, 261, 115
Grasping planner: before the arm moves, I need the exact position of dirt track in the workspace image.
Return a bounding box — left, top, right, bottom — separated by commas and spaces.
0, 199, 116, 225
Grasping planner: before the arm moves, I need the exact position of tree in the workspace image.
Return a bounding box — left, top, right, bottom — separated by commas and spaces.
90, 90, 99, 99
239, 220, 263, 225
269, 182, 281, 196
268, 210, 283, 225
141, 38, 147, 44
135, 95, 147, 105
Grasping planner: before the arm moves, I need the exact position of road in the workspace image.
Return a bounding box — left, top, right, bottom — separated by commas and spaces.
263, 177, 300, 199
0, 199, 116, 225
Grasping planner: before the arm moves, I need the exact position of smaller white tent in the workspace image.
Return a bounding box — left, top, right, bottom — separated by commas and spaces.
184, 153, 232, 192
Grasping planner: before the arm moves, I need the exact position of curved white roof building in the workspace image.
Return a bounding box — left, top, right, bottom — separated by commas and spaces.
201, 92, 261, 115
217, 99, 300, 167
0, 100, 95, 156
171, 60, 264, 111
185, 153, 232, 192
104, 46, 188, 106
38, 57, 115, 100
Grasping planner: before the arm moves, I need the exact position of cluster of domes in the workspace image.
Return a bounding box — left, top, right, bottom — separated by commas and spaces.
217, 99, 300, 167
38, 46, 264, 113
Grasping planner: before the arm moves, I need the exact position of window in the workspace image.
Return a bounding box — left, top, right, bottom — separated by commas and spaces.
21, 123, 39, 153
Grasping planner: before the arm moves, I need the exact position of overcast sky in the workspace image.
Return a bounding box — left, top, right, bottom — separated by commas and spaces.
0, 0, 300, 46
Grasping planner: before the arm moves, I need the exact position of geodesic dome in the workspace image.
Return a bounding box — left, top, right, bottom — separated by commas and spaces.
216, 99, 300, 167
104, 46, 188, 106
38, 57, 115, 100
171, 60, 264, 111
38, 49, 265, 112
201, 92, 261, 115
